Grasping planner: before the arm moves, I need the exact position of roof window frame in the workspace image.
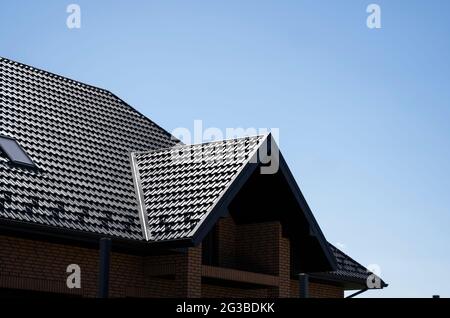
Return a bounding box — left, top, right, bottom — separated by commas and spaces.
0, 135, 38, 170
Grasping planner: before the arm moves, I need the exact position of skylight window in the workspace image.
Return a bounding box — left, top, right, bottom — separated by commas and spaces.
0, 135, 37, 169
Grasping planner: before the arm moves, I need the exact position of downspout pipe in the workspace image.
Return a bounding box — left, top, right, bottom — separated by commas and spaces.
346, 288, 368, 298
98, 238, 112, 298
299, 274, 309, 298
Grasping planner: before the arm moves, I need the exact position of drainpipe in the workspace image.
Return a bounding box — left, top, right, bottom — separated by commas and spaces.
299, 273, 309, 298
98, 238, 112, 298
346, 288, 368, 298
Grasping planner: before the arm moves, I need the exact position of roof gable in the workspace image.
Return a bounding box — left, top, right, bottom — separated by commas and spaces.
131, 135, 265, 241
131, 134, 337, 271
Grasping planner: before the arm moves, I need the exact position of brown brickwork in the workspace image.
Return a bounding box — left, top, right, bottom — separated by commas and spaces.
216, 217, 236, 268
142, 254, 179, 298
202, 284, 269, 298
310, 281, 344, 298
207, 218, 292, 298
176, 245, 202, 298
235, 222, 280, 275
0, 235, 144, 297
290, 280, 344, 298
275, 235, 291, 298
0, 215, 345, 298
0, 235, 183, 298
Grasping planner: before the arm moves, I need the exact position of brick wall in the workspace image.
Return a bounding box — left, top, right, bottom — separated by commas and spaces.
235, 222, 280, 275
0, 235, 101, 297
0, 221, 344, 298
216, 217, 288, 275
202, 284, 269, 298
290, 280, 344, 298
216, 217, 236, 268
142, 254, 180, 298
0, 234, 191, 297
211, 216, 344, 298
207, 218, 292, 297
276, 234, 291, 298
177, 245, 202, 298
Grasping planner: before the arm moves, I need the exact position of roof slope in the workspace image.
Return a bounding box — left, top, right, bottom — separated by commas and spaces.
0, 57, 177, 240
131, 134, 337, 272
131, 135, 265, 241
311, 243, 387, 289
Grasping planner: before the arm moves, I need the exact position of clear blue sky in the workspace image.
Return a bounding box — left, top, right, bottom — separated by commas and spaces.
1, 1, 449, 298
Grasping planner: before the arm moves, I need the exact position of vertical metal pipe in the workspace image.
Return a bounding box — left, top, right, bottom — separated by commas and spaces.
299, 273, 309, 298
98, 238, 112, 298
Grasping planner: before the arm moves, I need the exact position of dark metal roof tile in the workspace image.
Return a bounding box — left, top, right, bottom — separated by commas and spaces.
132, 136, 264, 242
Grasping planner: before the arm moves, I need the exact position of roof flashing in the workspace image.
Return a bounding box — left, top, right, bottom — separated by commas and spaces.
130, 152, 153, 241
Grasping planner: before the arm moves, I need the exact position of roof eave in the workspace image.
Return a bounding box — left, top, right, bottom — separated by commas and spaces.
0, 217, 195, 255
308, 272, 388, 290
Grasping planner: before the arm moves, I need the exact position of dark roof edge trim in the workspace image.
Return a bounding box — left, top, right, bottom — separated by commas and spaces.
308, 273, 365, 289
308, 272, 388, 290
0, 217, 195, 254
273, 140, 338, 271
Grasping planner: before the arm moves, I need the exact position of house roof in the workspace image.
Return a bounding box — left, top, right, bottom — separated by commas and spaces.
0, 57, 177, 241
1, 56, 385, 287
309, 243, 388, 290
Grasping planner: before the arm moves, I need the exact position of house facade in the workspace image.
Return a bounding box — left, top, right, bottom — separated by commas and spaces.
0, 57, 386, 298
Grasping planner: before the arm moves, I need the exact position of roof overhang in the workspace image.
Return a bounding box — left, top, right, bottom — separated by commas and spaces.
0, 217, 194, 256
309, 272, 389, 291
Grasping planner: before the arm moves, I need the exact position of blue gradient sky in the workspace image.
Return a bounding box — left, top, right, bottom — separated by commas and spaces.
1, 1, 449, 297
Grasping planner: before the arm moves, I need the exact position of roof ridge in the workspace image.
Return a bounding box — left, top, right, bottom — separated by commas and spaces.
0, 56, 113, 95
0, 55, 176, 143
131, 134, 268, 156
